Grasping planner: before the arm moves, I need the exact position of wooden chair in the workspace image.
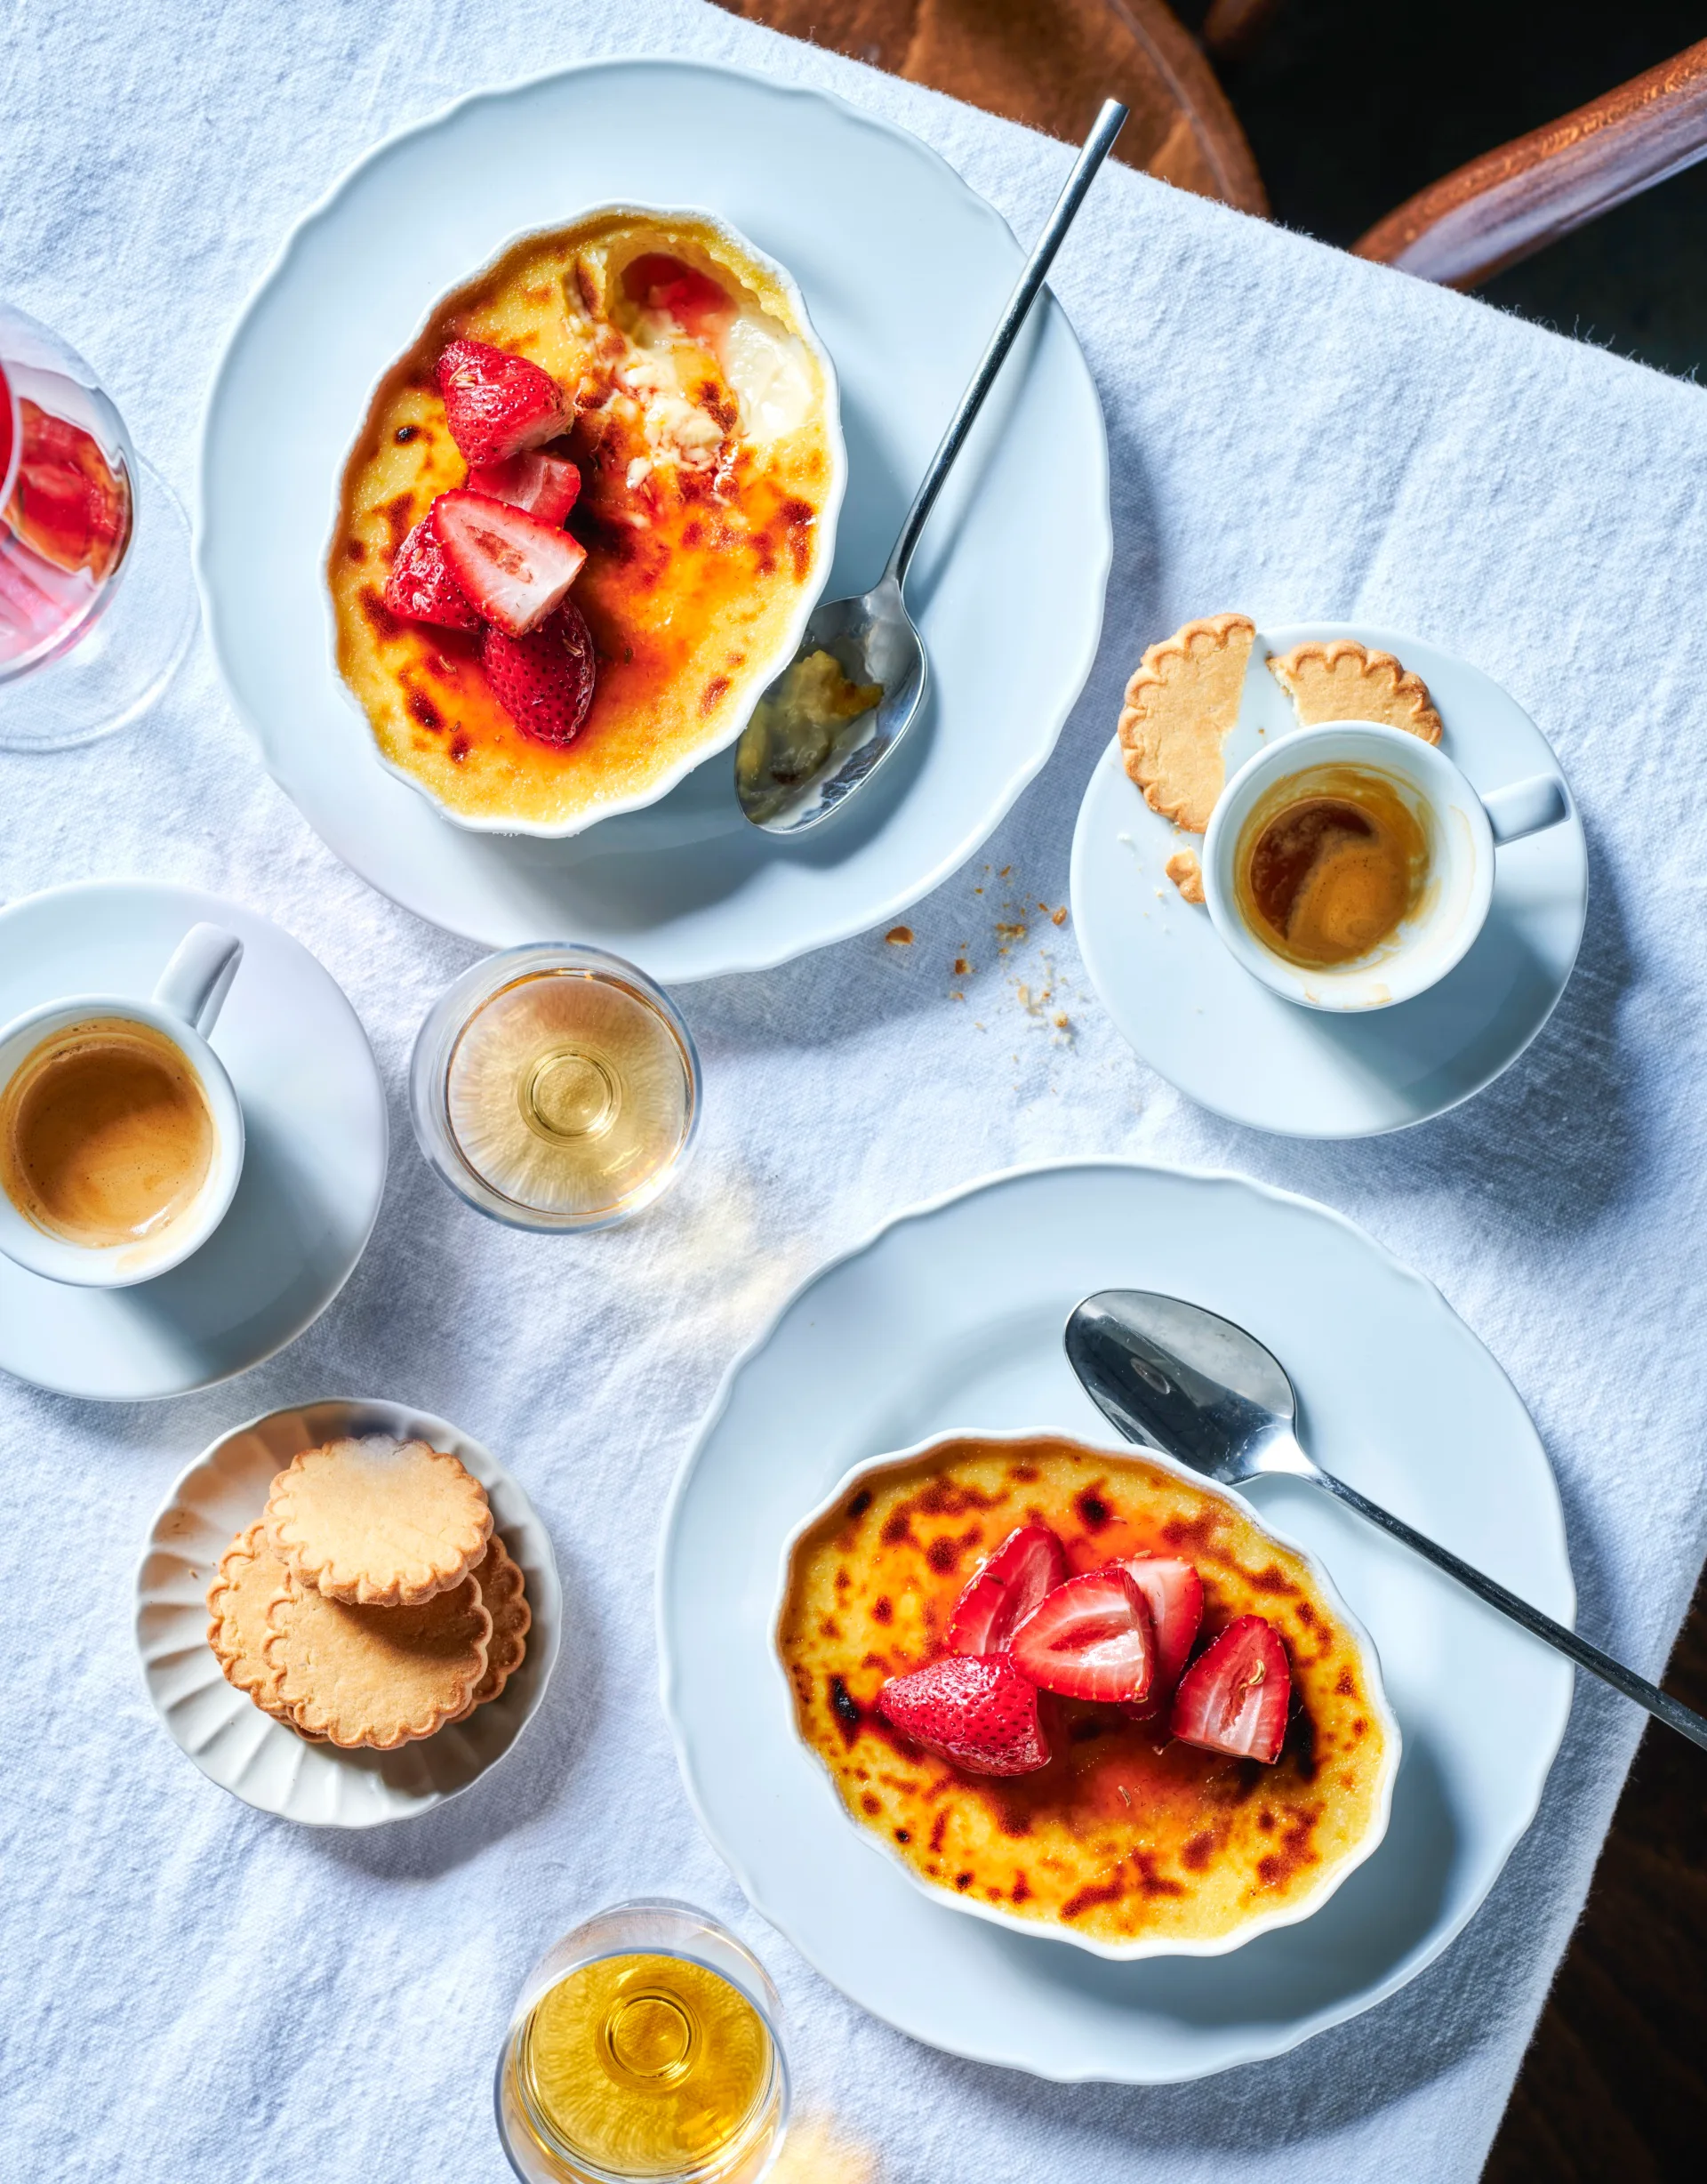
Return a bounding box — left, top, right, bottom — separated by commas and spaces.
711, 3, 1707, 293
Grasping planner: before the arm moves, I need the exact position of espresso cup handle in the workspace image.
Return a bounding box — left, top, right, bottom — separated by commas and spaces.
1483, 773, 1568, 846
153, 924, 244, 1037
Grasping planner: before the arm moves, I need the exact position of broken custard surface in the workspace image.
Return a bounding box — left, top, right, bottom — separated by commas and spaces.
329, 212, 839, 831
778, 1433, 1394, 1953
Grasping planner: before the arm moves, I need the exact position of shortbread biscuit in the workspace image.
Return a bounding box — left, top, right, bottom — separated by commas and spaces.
1268, 640, 1441, 744
207, 1522, 294, 1717
450, 1536, 532, 1721
1118, 614, 1255, 834
263, 1572, 492, 1749
265, 1434, 493, 1607
1165, 849, 1206, 904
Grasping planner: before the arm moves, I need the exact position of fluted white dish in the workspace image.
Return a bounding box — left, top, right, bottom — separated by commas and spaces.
136, 1398, 561, 1827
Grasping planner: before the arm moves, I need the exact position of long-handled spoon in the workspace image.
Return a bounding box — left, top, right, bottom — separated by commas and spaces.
735, 98, 1128, 833
1064, 1288, 1707, 1751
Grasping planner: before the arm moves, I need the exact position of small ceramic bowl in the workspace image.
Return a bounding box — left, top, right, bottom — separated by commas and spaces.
773, 1427, 1401, 1963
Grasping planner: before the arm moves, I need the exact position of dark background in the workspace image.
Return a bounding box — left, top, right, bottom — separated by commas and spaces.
1182, 0, 1707, 379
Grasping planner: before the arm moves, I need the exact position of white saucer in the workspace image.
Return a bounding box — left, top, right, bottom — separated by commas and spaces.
659, 1160, 1575, 2084
135, 1399, 561, 1827
1070, 624, 1589, 1136
0, 883, 387, 1400
198, 58, 1110, 981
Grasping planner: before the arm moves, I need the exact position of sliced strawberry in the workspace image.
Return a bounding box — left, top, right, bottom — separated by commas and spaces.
435, 339, 571, 467
1009, 1569, 1154, 1706
6, 400, 127, 577
482, 600, 597, 747
1115, 1557, 1204, 1703
621, 253, 733, 343
945, 1522, 1068, 1656
431, 489, 586, 637
877, 1655, 1050, 1778
1169, 1615, 1291, 1764
466, 449, 581, 526
382, 515, 481, 632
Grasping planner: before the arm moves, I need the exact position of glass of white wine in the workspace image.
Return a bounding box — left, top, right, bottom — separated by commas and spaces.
412, 945, 701, 1232
496, 1899, 789, 2184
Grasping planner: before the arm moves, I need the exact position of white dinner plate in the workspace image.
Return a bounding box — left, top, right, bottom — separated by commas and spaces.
0, 882, 387, 1401
659, 1160, 1575, 2083
1070, 625, 1588, 1136
198, 59, 1111, 981
135, 1398, 562, 1827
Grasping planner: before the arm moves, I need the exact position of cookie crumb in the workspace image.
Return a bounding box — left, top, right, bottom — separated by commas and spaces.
1166, 849, 1206, 905
886, 926, 913, 945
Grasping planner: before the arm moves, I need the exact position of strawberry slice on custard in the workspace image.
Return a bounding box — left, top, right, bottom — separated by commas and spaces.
482, 600, 597, 747
1115, 1556, 1204, 1710
1169, 1615, 1291, 1764
877, 1655, 1051, 1778
466, 449, 581, 527
383, 515, 482, 632
431, 489, 585, 638
621, 253, 733, 344
1009, 1568, 1155, 1706
435, 338, 571, 467
945, 1522, 1068, 1657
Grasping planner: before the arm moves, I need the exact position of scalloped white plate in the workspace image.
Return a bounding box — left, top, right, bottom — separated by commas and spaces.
136, 1398, 561, 1827
197, 57, 1110, 978
775, 1428, 1403, 1961
659, 1159, 1575, 2082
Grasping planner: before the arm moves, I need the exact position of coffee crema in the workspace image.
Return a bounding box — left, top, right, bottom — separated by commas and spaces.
0, 1016, 214, 1249
1234, 763, 1430, 968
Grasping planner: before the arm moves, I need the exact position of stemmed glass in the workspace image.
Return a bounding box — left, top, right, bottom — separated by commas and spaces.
0, 301, 197, 751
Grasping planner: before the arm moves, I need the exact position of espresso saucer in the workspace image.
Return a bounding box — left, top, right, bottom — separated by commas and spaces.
1069, 623, 1588, 1136
0, 882, 387, 1399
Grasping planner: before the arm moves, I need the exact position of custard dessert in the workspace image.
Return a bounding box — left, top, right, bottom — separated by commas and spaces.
778, 1433, 1397, 1955
330, 208, 843, 833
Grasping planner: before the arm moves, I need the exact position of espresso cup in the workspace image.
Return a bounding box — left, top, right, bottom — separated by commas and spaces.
0, 924, 245, 1286
1202, 721, 1569, 1012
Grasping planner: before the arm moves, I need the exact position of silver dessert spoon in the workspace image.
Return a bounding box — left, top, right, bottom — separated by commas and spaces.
736, 97, 1128, 834
1064, 1288, 1707, 1751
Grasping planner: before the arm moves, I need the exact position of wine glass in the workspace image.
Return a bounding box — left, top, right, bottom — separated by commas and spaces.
0, 301, 198, 751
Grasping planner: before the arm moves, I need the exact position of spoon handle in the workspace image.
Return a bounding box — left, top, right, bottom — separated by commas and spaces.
885, 97, 1128, 589
1319, 1468, 1707, 1752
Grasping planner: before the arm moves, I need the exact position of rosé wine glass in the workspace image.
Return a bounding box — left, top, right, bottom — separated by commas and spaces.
0, 302, 197, 751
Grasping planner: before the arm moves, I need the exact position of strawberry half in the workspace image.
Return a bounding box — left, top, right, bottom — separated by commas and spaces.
431, 489, 586, 638
482, 600, 597, 747
466, 450, 581, 526
1169, 1615, 1291, 1764
1009, 1569, 1154, 1706
945, 1522, 1069, 1656
1116, 1557, 1204, 1705
435, 338, 571, 467
876, 1655, 1050, 1778
383, 515, 482, 632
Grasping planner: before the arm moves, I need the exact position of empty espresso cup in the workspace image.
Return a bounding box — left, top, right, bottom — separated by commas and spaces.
0, 923, 244, 1286
1202, 721, 1570, 1012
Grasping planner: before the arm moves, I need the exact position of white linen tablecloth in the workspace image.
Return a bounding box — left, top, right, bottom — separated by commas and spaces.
4, 4, 1707, 2178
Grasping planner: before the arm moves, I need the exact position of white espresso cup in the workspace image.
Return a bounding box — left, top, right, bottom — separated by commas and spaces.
0, 923, 245, 1286
1202, 721, 1570, 1012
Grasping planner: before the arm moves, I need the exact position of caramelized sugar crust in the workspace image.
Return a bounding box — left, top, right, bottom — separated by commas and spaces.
329, 215, 834, 828
778, 1436, 1390, 1948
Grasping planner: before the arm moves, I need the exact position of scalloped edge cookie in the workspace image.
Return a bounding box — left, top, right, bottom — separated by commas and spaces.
450, 1535, 532, 1722
263, 1572, 492, 1749
265, 1434, 493, 1607
1267, 639, 1442, 744
207, 1522, 294, 1717
1118, 613, 1255, 835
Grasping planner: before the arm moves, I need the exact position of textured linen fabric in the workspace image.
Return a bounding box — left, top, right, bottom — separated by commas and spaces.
4, 4, 1706, 2179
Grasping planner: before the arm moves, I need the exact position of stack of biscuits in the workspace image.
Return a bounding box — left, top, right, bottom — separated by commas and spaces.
206, 1433, 530, 1750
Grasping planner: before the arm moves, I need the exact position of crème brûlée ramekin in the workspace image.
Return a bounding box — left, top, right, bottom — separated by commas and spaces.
327, 203, 845, 837
775, 1429, 1400, 1961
